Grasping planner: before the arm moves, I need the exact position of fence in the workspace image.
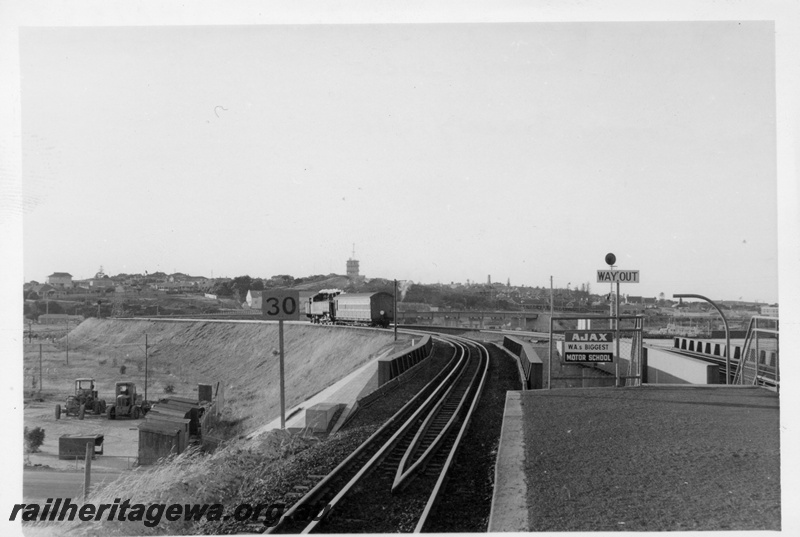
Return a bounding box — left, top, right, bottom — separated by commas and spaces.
733, 316, 779, 389
376, 335, 434, 385
549, 314, 644, 388
57, 455, 139, 471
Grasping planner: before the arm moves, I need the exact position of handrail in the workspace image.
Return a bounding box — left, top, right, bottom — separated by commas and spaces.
733, 316, 779, 389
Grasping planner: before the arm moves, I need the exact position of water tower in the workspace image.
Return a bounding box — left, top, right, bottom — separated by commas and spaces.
347, 244, 360, 280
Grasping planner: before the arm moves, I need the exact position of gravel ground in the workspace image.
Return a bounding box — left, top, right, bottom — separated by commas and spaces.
423, 343, 520, 532
199, 344, 456, 534
521, 385, 780, 531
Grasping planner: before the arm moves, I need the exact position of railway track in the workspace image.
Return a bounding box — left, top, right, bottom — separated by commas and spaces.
263, 334, 489, 534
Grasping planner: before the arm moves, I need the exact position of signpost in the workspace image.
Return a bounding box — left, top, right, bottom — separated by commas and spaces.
597, 254, 640, 386
262, 290, 301, 429
596, 270, 640, 283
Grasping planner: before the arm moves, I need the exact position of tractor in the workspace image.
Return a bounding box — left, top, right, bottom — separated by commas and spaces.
55, 378, 107, 420
106, 381, 150, 420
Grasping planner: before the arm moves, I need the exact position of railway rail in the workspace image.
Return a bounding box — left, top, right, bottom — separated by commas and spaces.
263, 334, 489, 534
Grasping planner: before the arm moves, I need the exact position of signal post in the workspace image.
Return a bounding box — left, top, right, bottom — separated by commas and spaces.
597, 253, 639, 386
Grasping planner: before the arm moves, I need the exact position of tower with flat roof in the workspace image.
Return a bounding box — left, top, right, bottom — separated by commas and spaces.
347, 244, 360, 280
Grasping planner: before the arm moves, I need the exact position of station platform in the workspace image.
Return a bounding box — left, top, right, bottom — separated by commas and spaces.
489, 385, 781, 532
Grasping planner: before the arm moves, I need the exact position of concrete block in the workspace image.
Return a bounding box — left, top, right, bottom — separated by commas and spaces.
305, 403, 344, 433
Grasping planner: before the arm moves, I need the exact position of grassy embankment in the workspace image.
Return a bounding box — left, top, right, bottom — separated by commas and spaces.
22, 318, 411, 536
24, 318, 407, 432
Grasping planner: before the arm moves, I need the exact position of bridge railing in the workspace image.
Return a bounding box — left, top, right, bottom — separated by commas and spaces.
734, 316, 779, 389
501, 335, 543, 389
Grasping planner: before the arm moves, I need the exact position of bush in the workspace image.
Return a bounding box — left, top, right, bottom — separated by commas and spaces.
24, 426, 45, 454
120, 364, 126, 374
164, 383, 175, 394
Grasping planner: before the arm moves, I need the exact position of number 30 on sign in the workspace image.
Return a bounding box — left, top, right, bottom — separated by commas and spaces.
261, 291, 301, 320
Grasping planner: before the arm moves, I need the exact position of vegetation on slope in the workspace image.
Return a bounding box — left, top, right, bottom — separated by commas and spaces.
64, 319, 409, 432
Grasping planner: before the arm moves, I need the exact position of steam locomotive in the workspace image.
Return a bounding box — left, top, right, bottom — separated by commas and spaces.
306, 290, 394, 328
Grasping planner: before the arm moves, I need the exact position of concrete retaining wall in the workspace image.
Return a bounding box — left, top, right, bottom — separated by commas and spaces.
502, 336, 544, 389
376, 335, 434, 386
643, 345, 719, 384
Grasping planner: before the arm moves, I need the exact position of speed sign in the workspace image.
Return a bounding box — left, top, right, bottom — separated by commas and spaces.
261, 290, 301, 320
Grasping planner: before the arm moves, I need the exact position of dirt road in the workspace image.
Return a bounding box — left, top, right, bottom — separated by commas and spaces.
24, 399, 139, 472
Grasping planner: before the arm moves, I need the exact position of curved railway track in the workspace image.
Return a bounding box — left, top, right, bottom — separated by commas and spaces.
264, 334, 489, 534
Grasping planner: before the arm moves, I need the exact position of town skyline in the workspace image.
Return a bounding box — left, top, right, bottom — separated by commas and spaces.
25, 261, 778, 305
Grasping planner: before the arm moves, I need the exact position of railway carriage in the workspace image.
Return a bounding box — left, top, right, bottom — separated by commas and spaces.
306, 290, 394, 328
334, 292, 394, 328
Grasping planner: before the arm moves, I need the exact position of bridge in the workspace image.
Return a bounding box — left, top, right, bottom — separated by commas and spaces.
396, 310, 537, 330
652, 315, 778, 389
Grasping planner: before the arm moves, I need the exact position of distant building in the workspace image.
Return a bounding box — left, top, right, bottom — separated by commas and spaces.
347, 245, 360, 280
245, 290, 263, 309
39, 314, 83, 325
47, 272, 73, 288
29, 283, 57, 298
760, 305, 779, 317
88, 266, 113, 288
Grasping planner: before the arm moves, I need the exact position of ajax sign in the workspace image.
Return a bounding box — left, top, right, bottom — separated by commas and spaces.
563, 330, 614, 363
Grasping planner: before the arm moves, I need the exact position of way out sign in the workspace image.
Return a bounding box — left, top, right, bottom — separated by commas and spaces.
563, 330, 614, 363
597, 270, 639, 283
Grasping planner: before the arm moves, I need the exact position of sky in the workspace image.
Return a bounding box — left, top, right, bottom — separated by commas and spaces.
15, 21, 781, 302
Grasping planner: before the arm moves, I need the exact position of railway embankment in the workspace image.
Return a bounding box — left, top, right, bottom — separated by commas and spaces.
28, 343, 457, 536
30, 318, 413, 435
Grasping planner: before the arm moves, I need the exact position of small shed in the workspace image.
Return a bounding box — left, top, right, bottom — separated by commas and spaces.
59, 434, 104, 460
198, 384, 213, 403
150, 398, 205, 435
138, 418, 189, 465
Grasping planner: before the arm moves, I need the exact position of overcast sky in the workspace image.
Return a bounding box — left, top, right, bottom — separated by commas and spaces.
17, 21, 780, 302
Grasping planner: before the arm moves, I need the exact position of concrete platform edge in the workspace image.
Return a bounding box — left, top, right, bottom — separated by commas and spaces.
488, 390, 529, 532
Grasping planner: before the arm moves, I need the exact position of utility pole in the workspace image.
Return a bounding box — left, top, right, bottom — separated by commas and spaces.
83, 442, 92, 499
394, 279, 398, 342
144, 334, 149, 401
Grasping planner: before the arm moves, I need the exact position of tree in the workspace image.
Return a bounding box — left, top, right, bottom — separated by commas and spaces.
250, 279, 265, 291
228, 275, 253, 302
24, 427, 45, 454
